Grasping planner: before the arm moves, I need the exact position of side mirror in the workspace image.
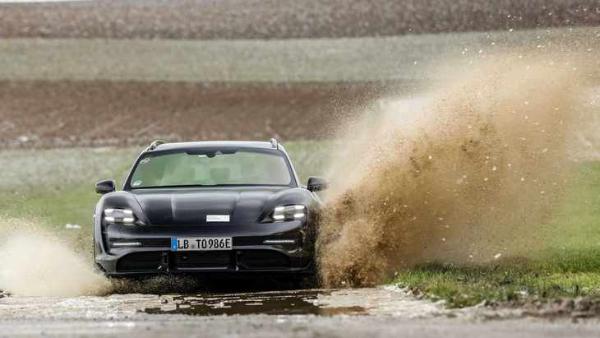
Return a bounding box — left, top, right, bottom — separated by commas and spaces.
95, 180, 116, 194
307, 176, 328, 192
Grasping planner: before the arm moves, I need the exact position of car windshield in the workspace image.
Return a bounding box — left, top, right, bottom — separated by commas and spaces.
128, 149, 294, 188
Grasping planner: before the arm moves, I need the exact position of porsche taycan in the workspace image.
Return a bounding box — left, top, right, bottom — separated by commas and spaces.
93, 139, 326, 278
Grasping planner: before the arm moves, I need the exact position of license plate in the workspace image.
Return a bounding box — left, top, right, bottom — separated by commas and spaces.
171, 237, 233, 251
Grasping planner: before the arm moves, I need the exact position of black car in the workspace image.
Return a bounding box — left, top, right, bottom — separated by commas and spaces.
93, 139, 326, 278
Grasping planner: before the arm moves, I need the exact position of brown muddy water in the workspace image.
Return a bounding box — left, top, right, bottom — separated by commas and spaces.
142, 290, 364, 316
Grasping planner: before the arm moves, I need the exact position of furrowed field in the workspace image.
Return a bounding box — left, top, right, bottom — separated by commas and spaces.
0, 27, 598, 148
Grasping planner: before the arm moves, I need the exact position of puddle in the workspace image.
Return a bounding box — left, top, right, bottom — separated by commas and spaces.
0, 287, 446, 320
142, 290, 366, 316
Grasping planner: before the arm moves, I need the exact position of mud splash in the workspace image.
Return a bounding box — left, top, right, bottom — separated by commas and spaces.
317, 53, 592, 286
0, 218, 110, 297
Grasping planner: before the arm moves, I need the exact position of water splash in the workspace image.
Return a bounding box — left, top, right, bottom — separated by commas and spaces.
0, 218, 110, 296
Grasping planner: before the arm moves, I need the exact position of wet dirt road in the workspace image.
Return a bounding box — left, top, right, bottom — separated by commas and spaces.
1, 287, 600, 337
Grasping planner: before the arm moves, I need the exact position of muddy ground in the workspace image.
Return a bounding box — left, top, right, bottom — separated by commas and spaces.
2, 287, 600, 338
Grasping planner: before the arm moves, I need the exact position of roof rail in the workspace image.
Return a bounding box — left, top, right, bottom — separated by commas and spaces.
145, 139, 168, 152
269, 138, 279, 149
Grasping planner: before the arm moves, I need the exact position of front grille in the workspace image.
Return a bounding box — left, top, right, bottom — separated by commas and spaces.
174, 251, 232, 269
237, 250, 290, 269
116, 252, 163, 272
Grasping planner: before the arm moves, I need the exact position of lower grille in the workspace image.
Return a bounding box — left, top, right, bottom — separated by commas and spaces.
114, 249, 297, 273
116, 252, 162, 272
238, 250, 290, 269
174, 251, 232, 269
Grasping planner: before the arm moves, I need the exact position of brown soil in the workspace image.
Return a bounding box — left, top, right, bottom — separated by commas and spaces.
0, 0, 598, 40
0, 81, 405, 148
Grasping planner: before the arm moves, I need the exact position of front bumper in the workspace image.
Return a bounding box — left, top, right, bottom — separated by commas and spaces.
95, 221, 314, 276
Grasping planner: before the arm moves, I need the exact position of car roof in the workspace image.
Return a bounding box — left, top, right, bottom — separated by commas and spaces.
147, 140, 283, 153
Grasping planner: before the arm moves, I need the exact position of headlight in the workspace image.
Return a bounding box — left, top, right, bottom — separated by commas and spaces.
272, 205, 306, 222
104, 208, 136, 225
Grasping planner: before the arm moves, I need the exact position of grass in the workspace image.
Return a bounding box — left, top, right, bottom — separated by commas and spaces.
396, 256, 600, 308
1, 144, 599, 306
393, 162, 600, 307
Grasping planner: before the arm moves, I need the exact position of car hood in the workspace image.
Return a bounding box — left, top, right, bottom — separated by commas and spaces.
130, 187, 292, 225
